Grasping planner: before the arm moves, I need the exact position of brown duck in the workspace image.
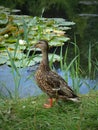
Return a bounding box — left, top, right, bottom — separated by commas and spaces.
35, 40, 79, 108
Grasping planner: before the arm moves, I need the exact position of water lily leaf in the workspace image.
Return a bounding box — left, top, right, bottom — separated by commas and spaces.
0, 51, 13, 65
5, 38, 17, 43
6, 44, 26, 51
12, 15, 30, 23
28, 30, 38, 37
6, 50, 25, 60
33, 55, 42, 62
27, 58, 40, 66
7, 60, 22, 67
0, 13, 8, 25
3, 7, 10, 13
49, 53, 61, 62
58, 26, 71, 31
46, 20, 55, 26
11, 9, 21, 13
28, 53, 61, 66
0, 53, 8, 64
7, 57, 36, 67
0, 6, 4, 10
52, 30, 65, 36
49, 40, 64, 46
56, 36, 70, 42
30, 40, 38, 45
0, 46, 6, 51
0, 36, 4, 42
58, 21, 75, 26
49, 37, 70, 46
28, 17, 37, 27
7, 57, 28, 67
44, 28, 65, 36
51, 18, 65, 23
42, 33, 56, 41
45, 28, 54, 33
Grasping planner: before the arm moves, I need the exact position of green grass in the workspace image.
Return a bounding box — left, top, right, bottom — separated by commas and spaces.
0, 91, 98, 130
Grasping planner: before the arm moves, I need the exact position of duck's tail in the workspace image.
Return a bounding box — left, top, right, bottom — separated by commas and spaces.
69, 97, 80, 103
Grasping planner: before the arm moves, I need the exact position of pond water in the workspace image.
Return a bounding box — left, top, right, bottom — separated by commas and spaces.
0, 64, 98, 98
0, 64, 42, 98
57, 69, 98, 94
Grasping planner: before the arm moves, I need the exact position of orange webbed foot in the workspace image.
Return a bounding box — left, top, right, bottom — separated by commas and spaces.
43, 98, 53, 108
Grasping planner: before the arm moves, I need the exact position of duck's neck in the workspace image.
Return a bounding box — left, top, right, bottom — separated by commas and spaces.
39, 50, 50, 70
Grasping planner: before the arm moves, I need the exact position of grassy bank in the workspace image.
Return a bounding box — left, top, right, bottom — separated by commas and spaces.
0, 91, 98, 130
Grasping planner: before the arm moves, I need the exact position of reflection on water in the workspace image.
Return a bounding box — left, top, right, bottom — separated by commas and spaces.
79, 14, 98, 17
0, 64, 97, 98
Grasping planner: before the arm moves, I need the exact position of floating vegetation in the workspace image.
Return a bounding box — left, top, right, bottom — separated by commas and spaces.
0, 6, 75, 67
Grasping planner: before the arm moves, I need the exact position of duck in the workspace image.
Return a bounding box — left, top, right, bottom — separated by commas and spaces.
35, 40, 79, 108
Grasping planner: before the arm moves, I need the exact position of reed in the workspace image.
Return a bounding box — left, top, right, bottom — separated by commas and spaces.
3, 20, 31, 99
88, 43, 92, 78
6, 39, 21, 99
59, 41, 81, 93
58, 38, 97, 93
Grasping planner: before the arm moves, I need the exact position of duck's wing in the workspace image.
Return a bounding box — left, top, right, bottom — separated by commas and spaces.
47, 70, 77, 98
46, 71, 61, 91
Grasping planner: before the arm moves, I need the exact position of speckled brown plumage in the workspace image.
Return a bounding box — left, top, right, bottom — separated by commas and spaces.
35, 40, 79, 108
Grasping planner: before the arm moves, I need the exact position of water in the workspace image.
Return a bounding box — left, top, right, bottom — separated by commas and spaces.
0, 64, 42, 98
57, 69, 98, 94
0, 64, 97, 98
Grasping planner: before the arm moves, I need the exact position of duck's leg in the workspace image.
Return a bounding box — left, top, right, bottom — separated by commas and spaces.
44, 98, 53, 108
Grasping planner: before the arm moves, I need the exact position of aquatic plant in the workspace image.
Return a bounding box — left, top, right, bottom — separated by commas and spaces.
0, 6, 75, 68
58, 35, 98, 93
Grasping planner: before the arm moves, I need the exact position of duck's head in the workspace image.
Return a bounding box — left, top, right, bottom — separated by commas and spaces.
35, 40, 49, 52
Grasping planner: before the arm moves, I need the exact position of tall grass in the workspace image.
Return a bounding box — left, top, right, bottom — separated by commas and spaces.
88, 43, 92, 77
58, 37, 97, 93
88, 42, 98, 79
6, 39, 21, 99
59, 40, 81, 93
2, 20, 32, 99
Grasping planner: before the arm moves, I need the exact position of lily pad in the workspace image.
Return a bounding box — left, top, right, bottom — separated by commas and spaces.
48, 53, 61, 62
28, 53, 61, 66
58, 21, 75, 26
11, 9, 21, 13
58, 26, 71, 31
7, 51, 26, 60
0, 13, 8, 25
0, 52, 8, 64
49, 37, 70, 46
50, 18, 65, 23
